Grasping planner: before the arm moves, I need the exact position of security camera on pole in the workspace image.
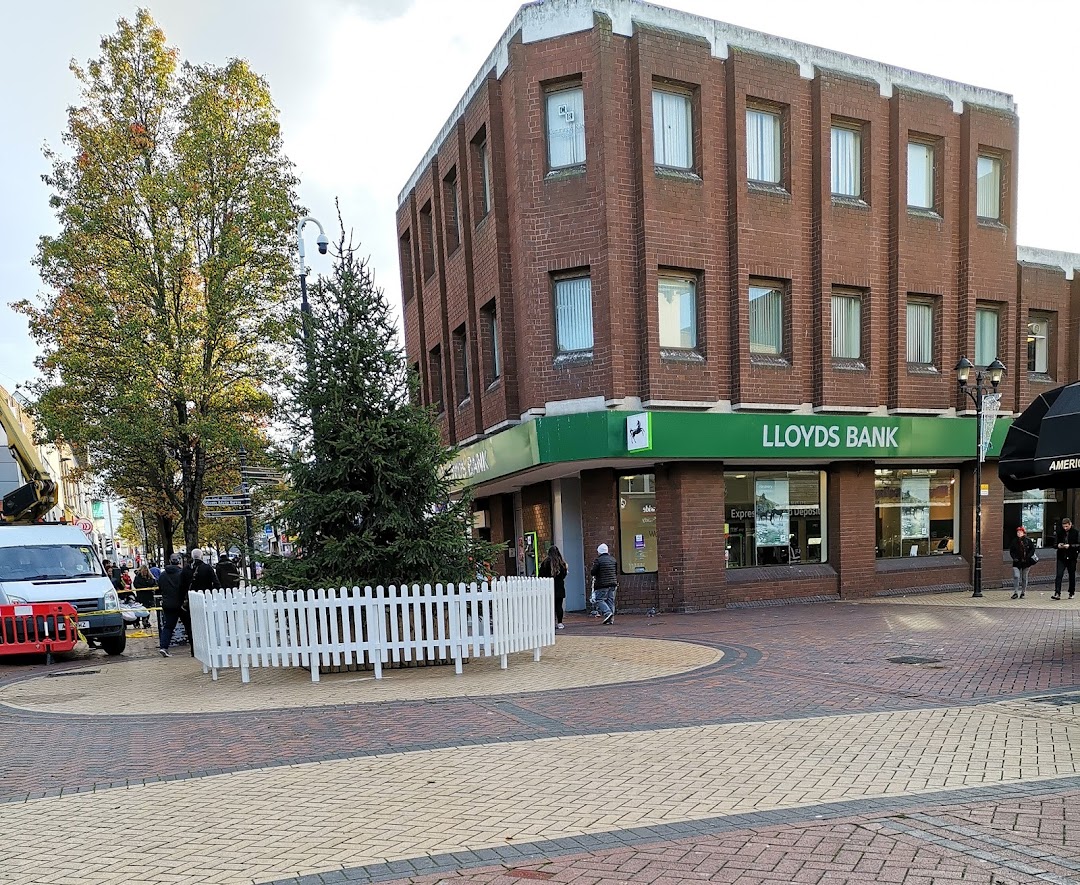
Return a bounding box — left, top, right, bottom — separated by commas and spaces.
295, 215, 329, 365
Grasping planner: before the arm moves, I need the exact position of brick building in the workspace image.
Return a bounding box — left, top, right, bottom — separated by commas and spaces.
396, 0, 1080, 611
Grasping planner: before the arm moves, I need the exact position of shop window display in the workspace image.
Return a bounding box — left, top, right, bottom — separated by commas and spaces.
724, 471, 824, 568
619, 474, 657, 573
874, 468, 958, 558
1002, 488, 1065, 550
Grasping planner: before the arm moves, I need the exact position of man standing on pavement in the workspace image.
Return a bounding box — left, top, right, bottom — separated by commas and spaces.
590, 543, 618, 626
156, 553, 190, 658
1051, 517, 1079, 600
214, 554, 241, 590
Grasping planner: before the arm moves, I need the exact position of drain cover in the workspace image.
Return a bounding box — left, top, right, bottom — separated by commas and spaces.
887, 656, 942, 665
46, 669, 100, 679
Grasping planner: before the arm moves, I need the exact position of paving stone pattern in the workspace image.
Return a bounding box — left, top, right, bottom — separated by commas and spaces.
3, 591, 1080, 884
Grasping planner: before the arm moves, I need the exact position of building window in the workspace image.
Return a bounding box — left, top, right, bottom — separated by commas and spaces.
480, 300, 501, 385
443, 167, 460, 253
473, 128, 492, 220
1003, 488, 1065, 551
1027, 315, 1050, 374
428, 345, 444, 413
875, 468, 958, 558
409, 362, 421, 407
725, 471, 824, 568
658, 274, 697, 350
906, 298, 934, 365
452, 324, 470, 405
831, 289, 862, 359
545, 84, 585, 170
975, 307, 999, 367
746, 108, 781, 184
652, 88, 693, 170
749, 281, 784, 355
618, 474, 657, 574
399, 230, 414, 302
419, 202, 435, 280
830, 124, 861, 198
907, 141, 934, 210
554, 273, 593, 353
977, 154, 1001, 220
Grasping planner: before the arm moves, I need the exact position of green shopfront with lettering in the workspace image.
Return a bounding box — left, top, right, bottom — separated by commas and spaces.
450, 410, 1029, 611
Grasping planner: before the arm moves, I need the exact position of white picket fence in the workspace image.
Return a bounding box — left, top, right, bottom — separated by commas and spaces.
188, 577, 555, 684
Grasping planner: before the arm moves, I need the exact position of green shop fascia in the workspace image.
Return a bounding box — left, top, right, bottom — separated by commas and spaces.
449, 411, 1011, 488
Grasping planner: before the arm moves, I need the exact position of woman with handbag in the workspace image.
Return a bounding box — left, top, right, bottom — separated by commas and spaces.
1009, 525, 1038, 600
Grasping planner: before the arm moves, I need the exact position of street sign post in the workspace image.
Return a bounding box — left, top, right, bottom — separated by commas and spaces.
205, 510, 251, 518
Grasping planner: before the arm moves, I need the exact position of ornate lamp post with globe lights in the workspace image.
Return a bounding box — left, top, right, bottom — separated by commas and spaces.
955, 355, 1007, 598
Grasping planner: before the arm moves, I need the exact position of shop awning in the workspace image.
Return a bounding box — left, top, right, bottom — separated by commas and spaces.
999, 382, 1080, 491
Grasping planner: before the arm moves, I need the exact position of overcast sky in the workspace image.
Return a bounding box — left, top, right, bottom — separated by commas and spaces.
1, 0, 1077, 392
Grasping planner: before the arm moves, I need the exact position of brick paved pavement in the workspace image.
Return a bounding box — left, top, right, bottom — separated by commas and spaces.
3, 590, 1080, 884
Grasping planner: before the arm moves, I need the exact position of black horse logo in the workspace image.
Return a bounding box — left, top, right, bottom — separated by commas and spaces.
629, 420, 644, 443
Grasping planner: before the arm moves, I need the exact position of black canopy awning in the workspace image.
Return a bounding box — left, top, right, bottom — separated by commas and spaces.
999, 382, 1080, 491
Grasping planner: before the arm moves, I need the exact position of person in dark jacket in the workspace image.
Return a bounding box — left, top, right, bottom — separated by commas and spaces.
156, 554, 190, 658
215, 554, 241, 590
188, 548, 222, 595
590, 543, 618, 626
1008, 525, 1037, 600
539, 545, 569, 630
1051, 517, 1080, 600
132, 564, 157, 609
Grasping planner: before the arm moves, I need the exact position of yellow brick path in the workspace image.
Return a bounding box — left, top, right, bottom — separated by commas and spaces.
0, 635, 720, 715
2, 699, 1079, 884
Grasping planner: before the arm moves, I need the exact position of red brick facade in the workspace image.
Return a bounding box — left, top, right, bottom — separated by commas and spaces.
397, 1, 1079, 610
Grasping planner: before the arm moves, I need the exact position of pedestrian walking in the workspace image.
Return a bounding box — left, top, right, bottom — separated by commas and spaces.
156, 554, 190, 658
1050, 517, 1079, 600
539, 545, 568, 630
1009, 525, 1037, 599
590, 543, 618, 626
188, 548, 222, 595
214, 554, 241, 590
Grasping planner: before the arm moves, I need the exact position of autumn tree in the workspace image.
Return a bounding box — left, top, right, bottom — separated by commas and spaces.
19, 9, 296, 550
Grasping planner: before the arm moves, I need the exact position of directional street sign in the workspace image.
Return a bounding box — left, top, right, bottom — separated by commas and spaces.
204, 495, 250, 508
206, 510, 251, 518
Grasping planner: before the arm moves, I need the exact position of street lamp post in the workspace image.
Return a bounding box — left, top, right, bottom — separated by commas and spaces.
955, 355, 1007, 598
294, 215, 329, 360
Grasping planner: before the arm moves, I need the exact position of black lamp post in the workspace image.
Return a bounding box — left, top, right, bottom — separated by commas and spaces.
955, 355, 1006, 598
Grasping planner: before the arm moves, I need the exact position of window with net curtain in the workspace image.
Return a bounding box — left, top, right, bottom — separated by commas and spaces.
907, 142, 934, 209
1027, 315, 1049, 373
976, 155, 1001, 219
653, 89, 693, 169
546, 85, 585, 169
658, 275, 697, 349
746, 108, 781, 184
554, 275, 593, 353
906, 299, 934, 364
974, 307, 999, 367
831, 125, 861, 197
831, 290, 861, 359
749, 282, 783, 355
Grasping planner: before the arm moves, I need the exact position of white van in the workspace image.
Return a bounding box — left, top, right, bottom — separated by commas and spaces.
0, 525, 126, 655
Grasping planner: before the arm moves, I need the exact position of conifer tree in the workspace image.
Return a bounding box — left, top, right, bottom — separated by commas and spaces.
266, 218, 497, 588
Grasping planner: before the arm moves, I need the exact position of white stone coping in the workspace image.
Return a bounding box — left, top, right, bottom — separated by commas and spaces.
1017, 246, 1080, 281
399, 0, 1015, 207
